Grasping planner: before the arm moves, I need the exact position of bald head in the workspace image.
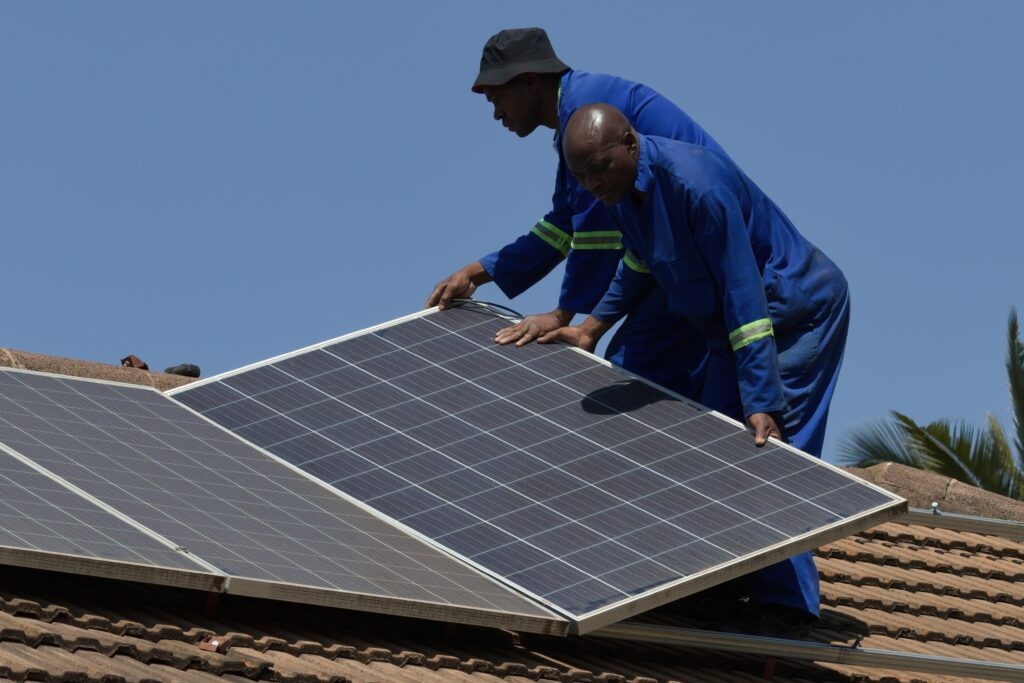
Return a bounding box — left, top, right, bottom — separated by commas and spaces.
563, 104, 640, 205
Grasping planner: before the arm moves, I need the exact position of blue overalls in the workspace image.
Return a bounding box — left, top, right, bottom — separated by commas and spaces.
593, 134, 851, 619
478, 69, 732, 397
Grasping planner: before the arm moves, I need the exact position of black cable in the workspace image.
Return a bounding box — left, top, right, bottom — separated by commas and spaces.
447, 298, 524, 321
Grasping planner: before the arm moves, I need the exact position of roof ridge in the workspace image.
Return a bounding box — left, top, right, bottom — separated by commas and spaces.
0, 348, 24, 369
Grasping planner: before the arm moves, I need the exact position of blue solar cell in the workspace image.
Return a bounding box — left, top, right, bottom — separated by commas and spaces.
222, 364, 294, 395
349, 433, 428, 465
355, 349, 431, 380
323, 334, 395, 363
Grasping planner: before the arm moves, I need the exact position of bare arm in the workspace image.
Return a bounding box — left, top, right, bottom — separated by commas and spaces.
494, 308, 575, 347
426, 261, 493, 310
536, 315, 614, 353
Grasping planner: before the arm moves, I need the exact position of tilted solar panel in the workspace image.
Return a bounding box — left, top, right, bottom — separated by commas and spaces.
172, 303, 905, 633
0, 367, 563, 633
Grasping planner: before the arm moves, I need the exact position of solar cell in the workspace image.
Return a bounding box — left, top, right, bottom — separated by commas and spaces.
0, 367, 562, 633
171, 303, 905, 633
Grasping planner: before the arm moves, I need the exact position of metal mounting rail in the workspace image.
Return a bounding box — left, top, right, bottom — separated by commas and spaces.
591, 623, 1024, 682
900, 506, 1024, 542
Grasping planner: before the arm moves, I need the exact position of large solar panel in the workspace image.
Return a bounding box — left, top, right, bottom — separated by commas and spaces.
172, 303, 905, 633
0, 367, 562, 633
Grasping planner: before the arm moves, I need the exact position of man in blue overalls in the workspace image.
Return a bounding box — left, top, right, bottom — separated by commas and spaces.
542, 103, 851, 632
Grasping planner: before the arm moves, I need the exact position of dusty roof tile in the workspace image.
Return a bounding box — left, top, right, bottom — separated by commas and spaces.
0, 642, 49, 680
819, 534, 1024, 582
817, 555, 1024, 605
862, 523, 1024, 559
822, 581, 1024, 627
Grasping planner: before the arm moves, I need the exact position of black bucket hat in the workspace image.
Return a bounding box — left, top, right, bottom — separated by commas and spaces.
471, 28, 570, 93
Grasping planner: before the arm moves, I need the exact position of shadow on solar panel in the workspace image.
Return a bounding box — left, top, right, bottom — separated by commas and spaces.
171, 301, 906, 634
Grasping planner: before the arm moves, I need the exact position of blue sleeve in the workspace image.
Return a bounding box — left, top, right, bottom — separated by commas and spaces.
557, 198, 626, 314
590, 253, 655, 324
479, 169, 575, 300
479, 228, 566, 300
695, 190, 786, 417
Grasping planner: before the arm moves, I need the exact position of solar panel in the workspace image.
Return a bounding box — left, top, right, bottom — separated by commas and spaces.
0, 443, 217, 588
172, 303, 905, 634
0, 367, 562, 633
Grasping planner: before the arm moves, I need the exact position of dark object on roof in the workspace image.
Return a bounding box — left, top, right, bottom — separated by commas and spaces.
164, 363, 200, 378
0, 347, 193, 390
471, 27, 569, 92
120, 354, 149, 370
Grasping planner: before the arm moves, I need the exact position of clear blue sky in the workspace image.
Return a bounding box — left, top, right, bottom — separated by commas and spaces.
2, 2, 1022, 463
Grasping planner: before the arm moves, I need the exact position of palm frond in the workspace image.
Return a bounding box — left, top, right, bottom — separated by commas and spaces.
895, 412, 1022, 498
1007, 307, 1024, 460
835, 417, 921, 468
890, 412, 972, 481
986, 413, 1024, 500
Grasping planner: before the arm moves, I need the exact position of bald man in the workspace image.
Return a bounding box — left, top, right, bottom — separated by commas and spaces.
542, 103, 851, 631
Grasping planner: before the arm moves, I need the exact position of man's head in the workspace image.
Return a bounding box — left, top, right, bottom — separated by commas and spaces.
472, 28, 568, 137
563, 104, 640, 205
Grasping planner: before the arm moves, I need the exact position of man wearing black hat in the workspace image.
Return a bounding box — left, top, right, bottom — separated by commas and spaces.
426, 27, 821, 636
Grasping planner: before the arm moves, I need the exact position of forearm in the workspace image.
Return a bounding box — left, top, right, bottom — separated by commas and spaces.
551, 307, 575, 326
461, 260, 494, 286
577, 315, 614, 350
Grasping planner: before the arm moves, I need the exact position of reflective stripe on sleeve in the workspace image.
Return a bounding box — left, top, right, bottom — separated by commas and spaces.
729, 318, 774, 351
571, 230, 623, 250
623, 250, 650, 273
531, 219, 571, 256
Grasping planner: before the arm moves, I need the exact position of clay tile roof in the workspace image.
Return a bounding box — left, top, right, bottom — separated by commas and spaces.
0, 354, 1022, 682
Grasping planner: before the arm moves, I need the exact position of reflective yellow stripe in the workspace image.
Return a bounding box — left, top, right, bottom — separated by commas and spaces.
531, 219, 570, 256
573, 241, 623, 250
576, 230, 622, 237
623, 250, 650, 273
571, 230, 623, 250
729, 318, 773, 351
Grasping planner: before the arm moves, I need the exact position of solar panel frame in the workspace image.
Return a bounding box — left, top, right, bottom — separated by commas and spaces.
170, 304, 906, 634
0, 367, 565, 635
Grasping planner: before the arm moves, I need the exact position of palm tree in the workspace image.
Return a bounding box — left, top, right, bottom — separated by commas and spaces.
837, 308, 1024, 500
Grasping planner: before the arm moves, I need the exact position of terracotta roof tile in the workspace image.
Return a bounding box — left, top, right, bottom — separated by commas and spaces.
818, 533, 1024, 580
861, 522, 1024, 559
822, 581, 1023, 627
